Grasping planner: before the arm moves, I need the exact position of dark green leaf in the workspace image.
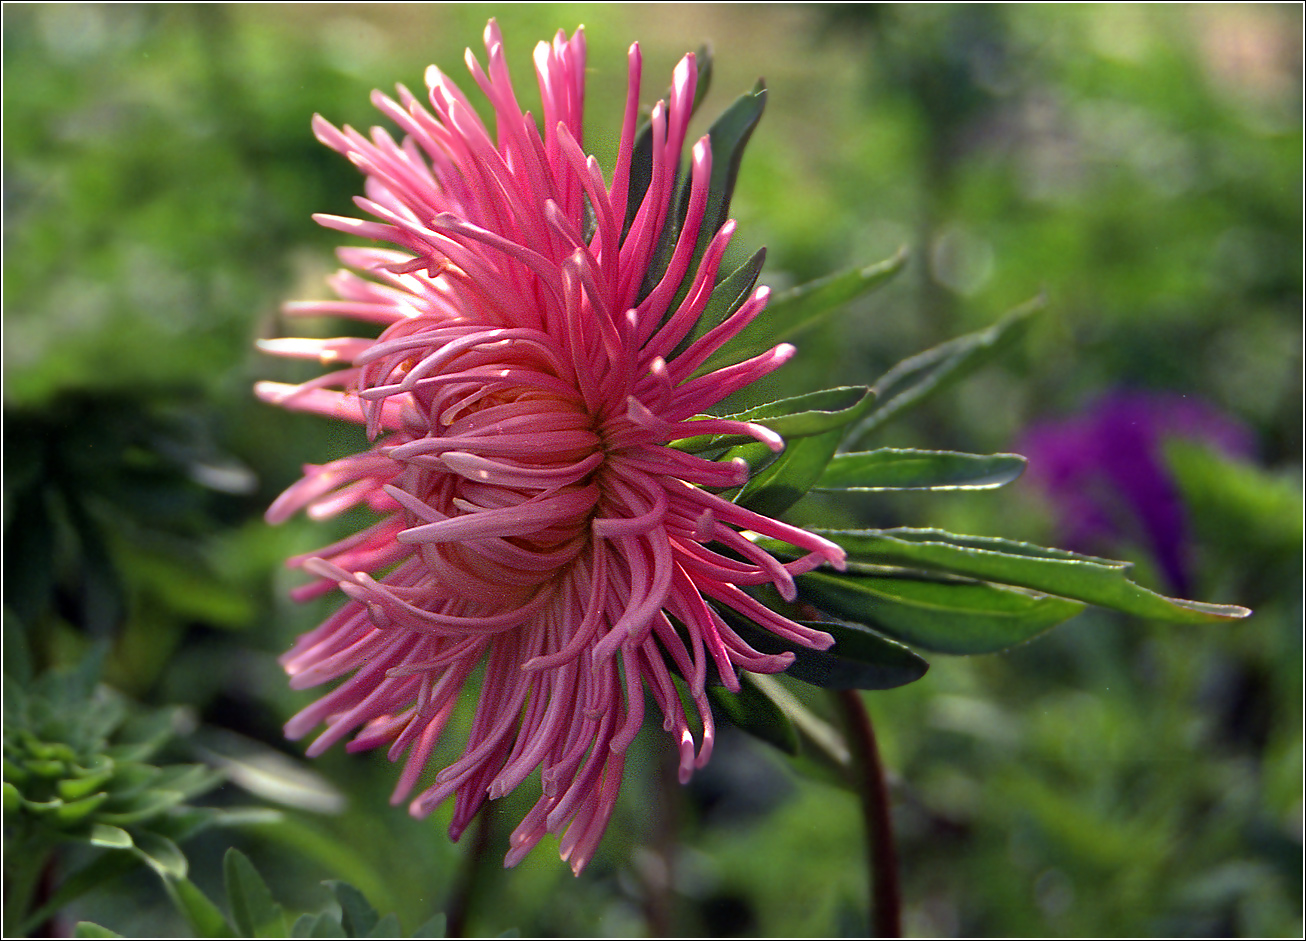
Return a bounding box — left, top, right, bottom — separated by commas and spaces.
680, 247, 766, 350
707, 678, 799, 756
816, 449, 1026, 491
326, 881, 379, 937
225, 849, 287, 938
705, 248, 907, 372
850, 295, 1043, 444
21, 852, 140, 935
690, 81, 766, 271
716, 606, 929, 690
793, 529, 1252, 623
797, 570, 1086, 654
734, 427, 845, 517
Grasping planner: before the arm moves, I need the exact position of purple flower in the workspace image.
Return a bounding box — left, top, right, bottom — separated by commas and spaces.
1017, 391, 1253, 596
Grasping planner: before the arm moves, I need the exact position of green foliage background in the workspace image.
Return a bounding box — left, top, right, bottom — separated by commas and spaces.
4, 4, 1301, 937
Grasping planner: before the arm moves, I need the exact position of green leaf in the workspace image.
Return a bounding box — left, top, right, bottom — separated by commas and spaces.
410, 913, 448, 939
681, 247, 766, 348
132, 831, 188, 881
707, 678, 800, 756
795, 529, 1252, 623
744, 673, 851, 781
689, 80, 766, 274
850, 295, 1043, 444
796, 570, 1086, 655
326, 881, 379, 937
21, 851, 139, 935
674, 386, 875, 454
165, 876, 234, 938
703, 248, 907, 372
716, 606, 929, 690
816, 449, 1027, 491
734, 427, 844, 517
368, 913, 401, 938
53, 792, 109, 825
292, 913, 343, 938
225, 849, 287, 938
74, 922, 124, 938
89, 823, 133, 850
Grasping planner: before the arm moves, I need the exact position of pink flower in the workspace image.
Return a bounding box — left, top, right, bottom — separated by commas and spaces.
258, 20, 845, 874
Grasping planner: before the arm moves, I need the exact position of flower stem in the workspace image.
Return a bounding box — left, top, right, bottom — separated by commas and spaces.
833, 690, 902, 937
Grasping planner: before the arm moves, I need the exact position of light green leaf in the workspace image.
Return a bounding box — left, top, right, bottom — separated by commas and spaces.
797, 570, 1086, 655
89, 823, 133, 850
74, 922, 124, 938
132, 831, 187, 881
816, 449, 1027, 491
791, 529, 1251, 623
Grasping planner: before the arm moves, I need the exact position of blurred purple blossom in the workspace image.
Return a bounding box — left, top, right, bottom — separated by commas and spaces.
1017, 392, 1254, 596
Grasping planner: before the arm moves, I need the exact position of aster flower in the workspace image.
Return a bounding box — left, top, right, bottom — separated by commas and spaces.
1017, 391, 1253, 596
258, 21, 846, 874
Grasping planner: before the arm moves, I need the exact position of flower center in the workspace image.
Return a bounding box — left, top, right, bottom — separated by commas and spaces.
388, 335, 606, 606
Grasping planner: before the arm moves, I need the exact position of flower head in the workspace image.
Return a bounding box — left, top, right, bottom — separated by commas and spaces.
258, 21, 844, 874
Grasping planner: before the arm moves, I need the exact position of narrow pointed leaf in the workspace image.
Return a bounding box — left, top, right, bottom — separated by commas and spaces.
225, 849, 287, 938
792, 529, 1252, 623
716, 606, 929, 690
693, 80, 766, 262
705, 248, 907, 371
675, 386, 874, 454
680, 247, 766, 348
851, 295, 1043, 444
707, 679, 799, 756
816, 449, 1027, 491
744, 673, 851, 784
797, 570, 1086, 654
326, 881, 379, 937
165, 876, 234, 938
734, 427, 844, 517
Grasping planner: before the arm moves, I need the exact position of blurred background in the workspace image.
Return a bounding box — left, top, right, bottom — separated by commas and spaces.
4, 3, 1301, 936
